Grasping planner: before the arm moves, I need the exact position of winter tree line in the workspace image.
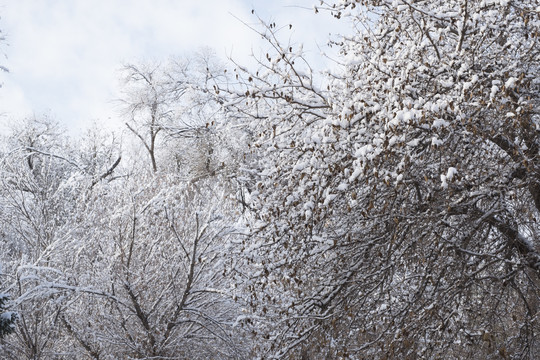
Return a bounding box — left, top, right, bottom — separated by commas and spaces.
1, 0, 540, 358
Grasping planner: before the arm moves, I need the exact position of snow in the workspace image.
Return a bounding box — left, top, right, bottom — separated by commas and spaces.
1, 2, 538, 357
439, 79, 454, 88
490, 87, 500, 100
432, 118, 449, 128
441, 174, 448, 189
355, 144, 373, 158
431, 137, 444, 146
349, 167, 362, 182
323, 194, 337, 206
1, 311, 16, 321
407, 139, 420, 147
462, 75, 479, 92
505, 77, 518, 89
446, 167, 458, 181
304, 201, 314, 210
403, 111, 415, 123
293, 162, 307, 171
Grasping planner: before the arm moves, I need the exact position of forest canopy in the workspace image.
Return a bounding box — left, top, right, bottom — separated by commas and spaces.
1, 1, 540, 359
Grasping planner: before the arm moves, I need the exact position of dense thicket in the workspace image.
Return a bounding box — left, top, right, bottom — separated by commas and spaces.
1, 1, 540, 359
223, 0, 540, 358
0, 64, 251, 358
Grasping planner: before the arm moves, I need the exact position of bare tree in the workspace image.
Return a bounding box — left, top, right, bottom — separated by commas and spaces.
119, 61, 185, 172
56, 173, 248, 359
119, 51, 227, 174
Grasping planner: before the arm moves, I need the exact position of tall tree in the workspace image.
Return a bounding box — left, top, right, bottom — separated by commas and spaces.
120, 61, 181, 173
0, 293, 16, 340
120, 51, 227, 174
0, 24, 16, 344
226, 0, 540, 358
0, 117, 82, 358
0, 115, 249, 359
57, 172, 248, 359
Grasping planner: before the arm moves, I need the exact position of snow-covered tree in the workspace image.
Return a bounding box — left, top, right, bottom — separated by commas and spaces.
55, 172, 248, 359
0, 112, 249, 358
0, 292, 16, 340
119, 50, 228, 175
0, 117, 85, 358
225, 1, 540, 358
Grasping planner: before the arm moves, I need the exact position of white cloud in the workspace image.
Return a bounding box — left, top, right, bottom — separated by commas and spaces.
0, 0, 347, 135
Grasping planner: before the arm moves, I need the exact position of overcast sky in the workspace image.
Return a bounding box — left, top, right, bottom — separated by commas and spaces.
0, 0, 346, 135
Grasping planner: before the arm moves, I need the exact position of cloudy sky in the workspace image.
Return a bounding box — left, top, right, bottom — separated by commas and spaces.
0, 0, 346, 135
